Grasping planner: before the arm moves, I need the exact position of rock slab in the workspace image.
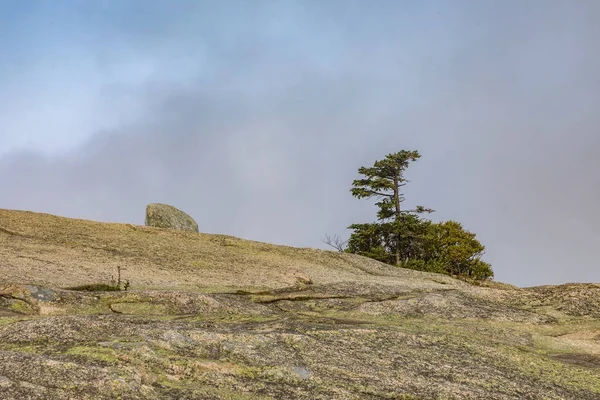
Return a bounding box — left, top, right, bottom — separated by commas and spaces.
145, 203, 199, 232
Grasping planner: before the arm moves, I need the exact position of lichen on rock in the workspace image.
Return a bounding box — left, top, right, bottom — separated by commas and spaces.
145, 203, 199, 232
3, 208, 600, 399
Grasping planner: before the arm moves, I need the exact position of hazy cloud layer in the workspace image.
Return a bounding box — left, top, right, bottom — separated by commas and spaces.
1, 1, 599, 286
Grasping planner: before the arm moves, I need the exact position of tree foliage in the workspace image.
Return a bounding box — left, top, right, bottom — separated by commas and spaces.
350, 151, 433, 265
345, 151, 493, 280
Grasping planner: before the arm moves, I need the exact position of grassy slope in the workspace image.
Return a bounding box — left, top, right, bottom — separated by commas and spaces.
0, 208, 463, 291
0, 208, 599, 400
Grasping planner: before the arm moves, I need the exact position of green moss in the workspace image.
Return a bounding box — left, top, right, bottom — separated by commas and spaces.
8, 299, 36, 314
155, 376, 189, 390
66, 345, 120, 363
488, 343, 600, 392
0, 316, 27, 327
0, 343, 43, 354
236, 365, 265, 379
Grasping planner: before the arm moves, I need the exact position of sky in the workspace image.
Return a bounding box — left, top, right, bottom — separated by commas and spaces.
1, 0, 599, 287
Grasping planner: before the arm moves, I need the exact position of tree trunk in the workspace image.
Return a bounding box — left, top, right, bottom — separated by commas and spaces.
394, 175, 401, 266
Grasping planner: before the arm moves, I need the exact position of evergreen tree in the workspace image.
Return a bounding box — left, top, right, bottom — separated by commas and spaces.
350, 150, 433, 265
347, 150, 493, 280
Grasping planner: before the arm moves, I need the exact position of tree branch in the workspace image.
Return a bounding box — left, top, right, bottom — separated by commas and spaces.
401, 207, 435, 214
365, 190, 392, 197
322, 234, 348, 252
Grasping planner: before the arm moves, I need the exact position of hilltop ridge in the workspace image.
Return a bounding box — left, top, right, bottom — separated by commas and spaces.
0, 208, 476, 292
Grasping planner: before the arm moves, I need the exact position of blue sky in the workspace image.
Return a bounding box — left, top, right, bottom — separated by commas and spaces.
1, 1, 599, 286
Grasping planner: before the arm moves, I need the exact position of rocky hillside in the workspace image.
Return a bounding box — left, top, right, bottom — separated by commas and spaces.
1, 209, 599, 399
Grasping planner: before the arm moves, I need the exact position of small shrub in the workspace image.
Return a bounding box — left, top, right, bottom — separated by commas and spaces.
401, 259, 447, 274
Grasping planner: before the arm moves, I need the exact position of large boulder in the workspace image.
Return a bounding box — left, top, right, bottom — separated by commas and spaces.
145, 203, 199, 232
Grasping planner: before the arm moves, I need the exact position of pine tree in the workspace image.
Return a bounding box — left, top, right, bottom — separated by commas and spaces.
350, 150, 433, 265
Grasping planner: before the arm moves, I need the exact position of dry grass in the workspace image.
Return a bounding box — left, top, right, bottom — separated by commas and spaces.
0, 208, 459, 292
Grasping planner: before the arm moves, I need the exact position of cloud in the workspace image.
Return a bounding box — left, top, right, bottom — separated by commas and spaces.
1, 1, 600, 286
